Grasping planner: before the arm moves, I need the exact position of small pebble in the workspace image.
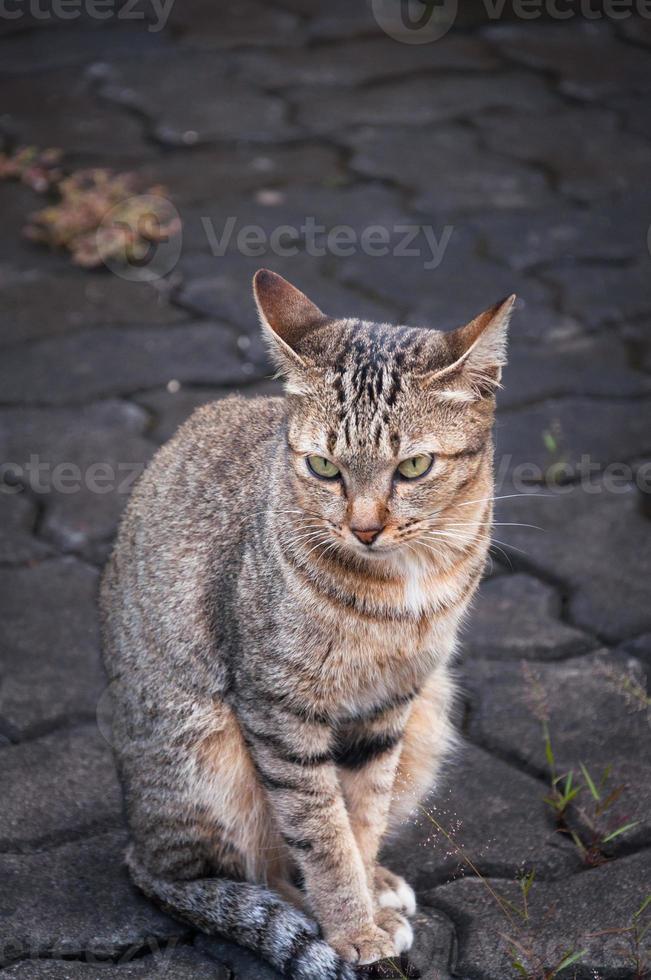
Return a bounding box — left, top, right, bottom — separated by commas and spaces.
255, 189, 284, 206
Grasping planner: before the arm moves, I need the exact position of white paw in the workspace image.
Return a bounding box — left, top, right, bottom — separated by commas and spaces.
378, 878, 417, 918
375, 906, 414, 955
393, 917, 414, 954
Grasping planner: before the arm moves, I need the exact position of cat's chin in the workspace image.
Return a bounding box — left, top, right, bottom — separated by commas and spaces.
345, 540, 402, 561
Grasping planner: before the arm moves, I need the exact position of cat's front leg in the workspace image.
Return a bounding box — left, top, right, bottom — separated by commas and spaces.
336, 704, 416, 951
241, 711, 397, 966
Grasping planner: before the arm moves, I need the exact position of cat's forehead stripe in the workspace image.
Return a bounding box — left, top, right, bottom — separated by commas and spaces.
321, 319, 433, 455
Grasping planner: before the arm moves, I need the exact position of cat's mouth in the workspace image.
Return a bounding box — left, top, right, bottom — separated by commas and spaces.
343, 529, 402, 558
281, 517, 404, 562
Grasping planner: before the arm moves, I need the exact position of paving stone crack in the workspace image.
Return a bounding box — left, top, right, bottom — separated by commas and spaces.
0, 819, 126, 857
0, 712, 101, 747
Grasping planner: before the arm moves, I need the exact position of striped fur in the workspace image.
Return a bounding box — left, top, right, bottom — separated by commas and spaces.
100, 270, 514, 977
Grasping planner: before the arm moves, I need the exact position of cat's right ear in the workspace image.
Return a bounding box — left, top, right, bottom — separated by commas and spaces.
253, 269, 325, 393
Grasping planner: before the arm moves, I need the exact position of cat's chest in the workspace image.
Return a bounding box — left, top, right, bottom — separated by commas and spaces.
247, 548, 470, 712
400, 558, 437, 616
314, 613, 440, 717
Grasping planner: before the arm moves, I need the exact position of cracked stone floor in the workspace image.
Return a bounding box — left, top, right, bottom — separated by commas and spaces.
1, 2, 650, 978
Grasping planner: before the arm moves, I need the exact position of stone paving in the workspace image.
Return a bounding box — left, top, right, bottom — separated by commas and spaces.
1, 3, 651, 979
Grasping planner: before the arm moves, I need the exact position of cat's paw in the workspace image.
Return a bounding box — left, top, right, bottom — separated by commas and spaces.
375, 907, 414, 954
374, 866, 417, 918
329, 923, 396, 966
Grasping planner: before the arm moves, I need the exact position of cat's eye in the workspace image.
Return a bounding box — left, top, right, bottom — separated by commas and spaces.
307, 455, 341, 480
396, 454, 433, 480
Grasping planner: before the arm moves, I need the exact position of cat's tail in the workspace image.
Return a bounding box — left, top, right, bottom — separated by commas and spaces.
127, 850, 355, 980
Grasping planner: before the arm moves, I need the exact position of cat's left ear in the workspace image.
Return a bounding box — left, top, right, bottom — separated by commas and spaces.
425, 295, 516, 399
253, 269, 326, 393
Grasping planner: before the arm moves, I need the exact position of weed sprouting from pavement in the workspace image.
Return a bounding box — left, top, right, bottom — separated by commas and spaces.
412, 662, 644, 978
586, 893, 651, 979
521, 663, 639, 866
595, 661, 651, 721
417, 802, 586, 979
417, 803, 525, 926
505, 933, 588, 980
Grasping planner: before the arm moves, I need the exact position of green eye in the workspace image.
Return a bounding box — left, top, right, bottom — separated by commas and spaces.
307, 455, 341, 480
397, 454, 433, 480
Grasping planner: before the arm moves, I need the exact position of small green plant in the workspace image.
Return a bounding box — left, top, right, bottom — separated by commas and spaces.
596, 661, 651, 718
540, 420, 568, 484
518, 869, 536, 924
522, 663, 638, 865
541, 430, 558, 454
542, 744, 638, 865
502, 870, 586, 980
417, 805, 585, 980
587, 893, 651, 979
506, 934, 587, 980
542, 761, 580, 818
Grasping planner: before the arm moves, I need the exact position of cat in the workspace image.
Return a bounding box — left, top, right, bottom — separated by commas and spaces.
99, 269, 514, 980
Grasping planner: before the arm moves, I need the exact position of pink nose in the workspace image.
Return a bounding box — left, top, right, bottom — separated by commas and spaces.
351, 525, 383, 545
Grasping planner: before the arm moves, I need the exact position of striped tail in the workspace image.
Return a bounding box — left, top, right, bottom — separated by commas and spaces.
127, 850, 355, 980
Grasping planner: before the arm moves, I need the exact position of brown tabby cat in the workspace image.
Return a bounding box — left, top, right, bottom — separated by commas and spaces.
100, 270, 514, 979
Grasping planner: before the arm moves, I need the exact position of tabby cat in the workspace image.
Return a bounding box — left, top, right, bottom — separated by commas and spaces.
100, 270, 514, 979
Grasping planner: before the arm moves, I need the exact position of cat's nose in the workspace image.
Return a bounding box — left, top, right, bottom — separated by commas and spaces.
351, 524, 384, 546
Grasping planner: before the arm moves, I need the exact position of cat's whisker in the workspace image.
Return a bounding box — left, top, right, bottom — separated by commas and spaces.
413, 540, 453, 565
430, 521, 544, 531
319, 541, 342, 563
489, 537, 531, 557
402, 541, 434, 566
234, 508, 314, 523
280, 515, 328, 525
282, 518, 340, 535
282, 525, 323, 539
281, 538, 331, 556
282, 523, 330, 537
421, 528, 484, 546
414, 525, 527, 569
455, 492, 553, 508
488, 544, 515, 569
282, 519, 331, 532
285, 527, 333, 544
302, 537, 340, 560
415, 529, 458, 541
282, 517, 327, 528
284, 531, 333, 550
416, 539, 447, 556
418, 531, 489, 563
284, 522, 332, 536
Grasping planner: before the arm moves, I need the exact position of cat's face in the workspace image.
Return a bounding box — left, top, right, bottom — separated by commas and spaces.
254, 270, 513, 565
